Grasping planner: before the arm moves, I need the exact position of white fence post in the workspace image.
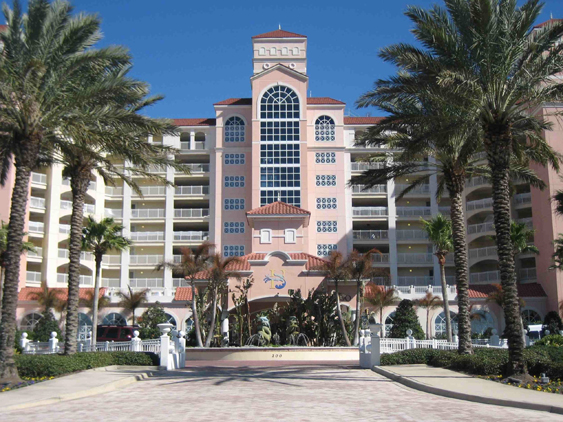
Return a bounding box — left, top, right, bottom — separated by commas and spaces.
131, 330, 142, 352
359, 329, 372, 369
489, 328, 500, 347
20, 332, 30, 353
157, 323, 174, 370
369, 322, 382, 367
178, 331, 186, 369
406, 329, 414, 349
49, 332, 59, 353
104, 341, 110, 351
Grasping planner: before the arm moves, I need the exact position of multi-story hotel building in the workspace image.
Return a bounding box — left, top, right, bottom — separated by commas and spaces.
6, 27, 560, 340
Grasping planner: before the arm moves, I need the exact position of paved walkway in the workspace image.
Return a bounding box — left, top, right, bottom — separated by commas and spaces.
2, 363, 563, 421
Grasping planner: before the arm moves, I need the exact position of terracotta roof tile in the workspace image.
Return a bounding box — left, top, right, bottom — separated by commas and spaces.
252, 29, 306, 39
173, 118, 216, 127
533, 19, 563, 29
468, 283, 547, 298
19, 287, 107, 302
307, 97, 345, 105
246, 201, 310, 216
343, 116, 385, 125
0, 25, 7, 32
214, 98, 252, 106
174, 286, 196, 301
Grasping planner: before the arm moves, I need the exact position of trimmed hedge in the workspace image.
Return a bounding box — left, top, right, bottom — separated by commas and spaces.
380, 346, 563, 378
15, 352, 158, 378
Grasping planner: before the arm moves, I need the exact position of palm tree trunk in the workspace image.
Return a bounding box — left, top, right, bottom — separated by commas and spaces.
131, 308, 136, 326
0, 157, 36, 382
447, 182, 472, 354
205, 287, 218, 347
439, 260, 453, 342
485, 129, 525, 375
334, 280, 351, 347
64, 177, 89, 355
353, 280, 362, 346
190, 278, 204, 347
426, 307, 430, 339
91, 254, 102, 347
0, 266, 4, 318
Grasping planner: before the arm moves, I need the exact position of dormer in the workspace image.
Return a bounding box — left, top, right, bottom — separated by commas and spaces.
252, 29, 307, 75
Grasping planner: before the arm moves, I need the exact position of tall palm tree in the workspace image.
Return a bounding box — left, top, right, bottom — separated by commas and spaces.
421, 214, 453, 342
364, 285, 398, 328
416, 292, 443, 340
347, 249, 385, 345
205, 254, 241, 347
314, 251, 353, 346
550, 235, 563, 271
82, 217, 131, 345
117, 286, 148, 326
157, 242, 214, 347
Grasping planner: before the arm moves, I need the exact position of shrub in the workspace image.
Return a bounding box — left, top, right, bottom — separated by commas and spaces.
33, 311, 62, 342
15, 351, 158, 378
388, 299, 425, 340
138, 302, 168, 339
542, 311, 563, 337
534, 334, 563, 347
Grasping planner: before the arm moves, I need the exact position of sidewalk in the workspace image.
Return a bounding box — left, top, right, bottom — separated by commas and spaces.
374, 364, 563, 415
0, 365, 159, 412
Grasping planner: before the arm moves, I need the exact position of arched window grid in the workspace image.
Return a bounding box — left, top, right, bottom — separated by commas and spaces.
21, 313, 43, 331
164, 313, 177, 328
384, 312, 395, 336
224, 116, 245, 143
103, 312, 127, 326
315, 115, 336, 142
434, 311, 459, 337
522, 309, 542, 326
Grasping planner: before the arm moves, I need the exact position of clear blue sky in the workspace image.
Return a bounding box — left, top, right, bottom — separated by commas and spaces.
44, 0, 563, 118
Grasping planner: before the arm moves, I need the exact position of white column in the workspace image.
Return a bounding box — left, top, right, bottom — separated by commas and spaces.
429, 156, 441, 285
344, 150, 354, 255
190, 131, 195, 151
164, 161, 175, 293
387, 155, 398, 284
43, 163, 64, 287
120, 179, 132, 289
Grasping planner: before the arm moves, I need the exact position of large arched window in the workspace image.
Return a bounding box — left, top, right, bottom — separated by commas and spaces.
522, 309, 542, 326
103, 312, 127, 326
435, 311, 459, 337
164, 313, 177, 328
21, 313, 43, 331
315, 116, 335, 142
470, 310, 494, 334
224, 116, 245, 143
259, 85, 301, 207
185, 317, 194, 332
384, 312, 395, 337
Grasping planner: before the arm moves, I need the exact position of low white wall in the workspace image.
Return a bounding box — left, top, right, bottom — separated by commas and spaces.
185, 347, 358, 361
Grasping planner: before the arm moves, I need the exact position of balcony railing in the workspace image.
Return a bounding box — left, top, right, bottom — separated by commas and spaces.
129, 278, 164, 288
101, 278, 120, 287
175, 186, 209, 196
371, 254, 390, 264
60, 200, 95, 214
467, 222, 495, 235
58, 248, 93, 261
468, 246, 498, 260
396, 230, 428, 241
519, 268, 537, 281
174, 208, 210, 218
184, 163, 210, 173
130, 231, 164, 242
465, 176, 489, 188
438, 206, 451, 215
397, 276, 434, 286
102, 255, 121, 265
129, 255, 163, 265
395, 184, 431, 196
514, 192, 532, 205
173, 231, 209, 241
351, 185, 387, 194
27, 247, 43, 258
57, 273, 93, 285
173, 277, 188, 287
352, 207, 388, 217
131, 209, 165, 219
351, 162, 385, 171
62, 178, 96, 190
397, 253, 434, 264
26, 271, 42, 282
470, 270, 500, 284
517, 217, 533, 228
31, 172, 47, 185
132, 186, 166, 196
104, 208, 123, 218
105, 186, 123, 196
59, 224, 71, 234
28, 221, 44, 234
396, 206, 431, 217
466, 197, 493, 212
30, 197, 46, 210
352, 230, 389, 240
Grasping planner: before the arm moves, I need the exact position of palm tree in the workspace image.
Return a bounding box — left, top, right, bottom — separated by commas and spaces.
314, 251, 352, 346
509, 221, 539, 259
347, 249, 385, 345
157, 243, 214, 347
416, 292, 443, 340
81, 217, 131, 345
550, 235, 563, 271
29, 281, 64, 314
364, 285, 398, 329
421, 215, 453, 342
117, 287, 148, 326
79, 290, 110, 314
204, 254, 241, 347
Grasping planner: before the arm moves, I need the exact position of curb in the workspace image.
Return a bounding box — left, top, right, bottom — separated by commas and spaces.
372, 366, 563, 415
2, 368, 156, 412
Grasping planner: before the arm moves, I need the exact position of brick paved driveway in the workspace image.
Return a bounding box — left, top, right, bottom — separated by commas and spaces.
5, 363, 563, 422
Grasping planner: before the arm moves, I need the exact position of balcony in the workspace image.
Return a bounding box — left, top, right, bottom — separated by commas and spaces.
397, 253, 434, 265
396, 206, 431, 217
468, 246, 498, 261
184, 163, 210, 173
60, 200, 95, 214
173, 277, 188, 287
180, 142, 206, 151
396, 230, 428, 241
130, 231, 164, 242
105, 186, 123, 196
132, 186, 166, 197
31, 172, 47, 185
129, 278, 164, 288
351, 185, 387, 194
173, 231, 209, 242
175, 186, 209, 196
352, 230, 389, 241
57, 273, 93, 285
514, 192, 531, 206
58, 248, 93, 261
101, 278, 120, 287
438, 206, 451, 215
466, 198, 493, 212
26, 271, 42, 283
467, 222, 494, 235
27, 247, 43, 259
394, 184, 431, 196
102, 255, 121, 265
104, 208, 123, 219
517, 217, 533, 229
397, 276, 434, 286
470, 270, 500, 284
30, 196, 46, 210
519, 268, 537, 282
465, 176, 489, 189
131, 209, 165, 219
351, 162, 385, 172
352, 207, 388, 217
59, 224, 71, 235
174, 208, 210, 218
129, 255, 163, 266
28, 221, 44, 234
371, 254, 390, 264
62, 178, 97, 190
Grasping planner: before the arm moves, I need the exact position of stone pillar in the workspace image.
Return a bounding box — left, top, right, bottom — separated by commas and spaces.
49, 331, 59, 353
131, 330, 142, 352
20, 332, 29, 351
489, 328, 500, 347
190, 131, 195, 151
387, 154, 398, 284
369, 322, 382, 367
158, 323, 174, 370
221, 310, 229, 347
178, 331, 186, 368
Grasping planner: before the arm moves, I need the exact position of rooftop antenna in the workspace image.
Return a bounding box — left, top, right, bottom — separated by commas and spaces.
279, 24, 281, 30
309, 90, 312, 97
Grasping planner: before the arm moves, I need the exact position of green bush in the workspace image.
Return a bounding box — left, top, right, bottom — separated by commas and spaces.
542, 311, 563, 337
33, 311, 62, 342
138, 302, 168, 339
388, 299, 425, 340
15, 351, 158, 378
533, 334, 563, 347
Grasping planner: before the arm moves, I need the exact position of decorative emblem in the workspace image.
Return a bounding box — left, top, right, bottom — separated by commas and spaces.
264, 269, 286, 290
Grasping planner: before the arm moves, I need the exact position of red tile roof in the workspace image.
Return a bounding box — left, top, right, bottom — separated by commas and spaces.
174, 286, 196, 301
343, 117, 385, 125
0, 25, 7, 32
173, 118, 216, 127
468, 283, 547, 298
307, 97, 345, 105
214, 98, 252, 106
247, 201, 311, 216
19, 287, 107, 301
533, 19, 563, 29
252, 29, 306, 39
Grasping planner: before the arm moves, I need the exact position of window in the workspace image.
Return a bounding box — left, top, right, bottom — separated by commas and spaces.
21, 313, 43, 331
435, 312, 459, 337
224, 176, 245, 188
260, 144, 300, 165
224, 222, 245, 234
164, 313, 177, 328
224, 199, 245, 210
270, 47, 277, 55
260, 121, 300, 141
292, 47, 299, 55
259, 47, 266, 56
317, 244, 337, 257
317, 221, 337, 233
223, 245, 245, 257
285, 229, 296, 244
470, 311, 494, 335
224, 116, 245, 143
316, 197, 337, 209
103, 313, 127, 326
261, 190, 300, 207
385, 312, 396, 336
315, 116, 336, 141
78, 313, 93, 341
224, 153, 245, 165
522, 309, 542, 325
260, 229, 272, 244
282, 47, 288, 56
316, 152, 336, 164
316, 175, 337, 187
260, 167, 300, 188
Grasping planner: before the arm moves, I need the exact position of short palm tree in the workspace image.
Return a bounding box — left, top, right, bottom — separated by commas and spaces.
79, 290, 110, 314
29, 281, 64, 314
82, 217, 131, 345
416, 292, 443, 340
117, 287, 148, 326
314, 251, 352, 346
509, 221, 539, 259
364, 286, 398, 329
421, 215, 453, 342
550, 235, 563, 271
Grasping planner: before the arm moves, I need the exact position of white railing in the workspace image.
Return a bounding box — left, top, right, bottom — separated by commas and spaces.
102, 255, 121, 265
397, 253, 434, 264
27, 247, 43, 258
26, 271, 42, 282
469, 246, 498, 260
130, 231, 165, 242
31, 172, 47, 185
174, 185, 209, 196
396, 206, 431, 217
352, 207, 388, 217
377, 337, 506, 355
129, 255, 163, 266
351, 162, 386, 171
470, 270, 500, 284
129, 278, 164, 288
62, 179, 96, 190
466, 197, 493, 211
517, 217, 533, 228
352, 185, 387, 194
371, 254, 390, 264
396, 230, 428, 240
397, 276, 434, 286
105, 208, 123, 218
514, 192, 532, 205
30, 196, 46, 210
105, 186, 124, 196
174, 208, 209, 218
57, 273, 93, 285
101, 278, 120, 287
132, 186, 166, 196
60, 200, 95, 214
465, 176, 489, 188
184, 163, 210, 173
58, 248, 93, 261
438, 206, 451, 215
59, 224, 71, 234
352, 230, 389, 240
173, 231, 209, 241
28, 221, 45, 233
395, 184, 431, 196
519, 268, 537, 281
173, 277, 188, 287
131, 209, 165, 219
467, 222, 494, 235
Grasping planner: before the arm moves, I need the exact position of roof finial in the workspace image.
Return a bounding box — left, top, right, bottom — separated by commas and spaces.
279, 24, 281, 30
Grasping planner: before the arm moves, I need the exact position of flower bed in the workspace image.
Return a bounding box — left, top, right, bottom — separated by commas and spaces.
477, 374, 563, 394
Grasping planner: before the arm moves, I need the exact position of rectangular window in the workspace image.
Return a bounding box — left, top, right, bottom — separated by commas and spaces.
260, 121, 300, 141
317, 244, 337, 257
224, 153, 246, 165
315, 175, 337, 187
316, 198, 337, 210
260, 144, 300, 165
261, 190, 300, 207
224, 198, 245, 210
260, 229, 272, 244
260, 167, 300, 188
317, 221, 337, 233
223, 245, 245, 257
315, 152, 336, 164
224, 222, 245, 234
224, 176, 245, 188
285, 229, 296, 244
